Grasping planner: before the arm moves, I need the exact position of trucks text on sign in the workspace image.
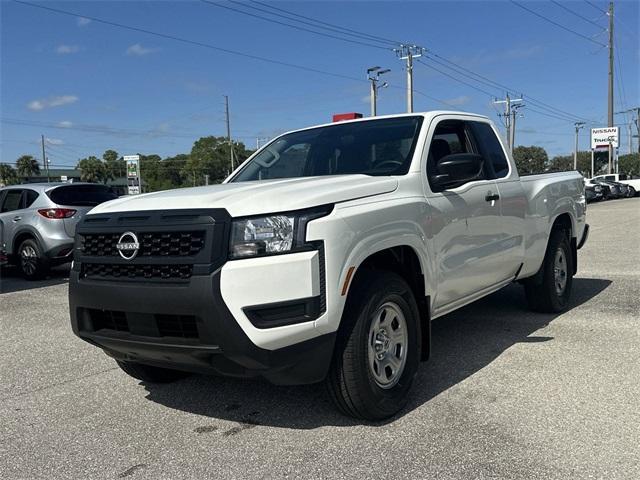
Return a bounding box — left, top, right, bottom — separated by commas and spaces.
591, 127, 619, 149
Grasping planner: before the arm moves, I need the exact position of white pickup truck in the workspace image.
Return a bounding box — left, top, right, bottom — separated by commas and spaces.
69, 111, 588, 420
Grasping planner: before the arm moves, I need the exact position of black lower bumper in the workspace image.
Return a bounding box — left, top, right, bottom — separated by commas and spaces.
69, 270, 335, 385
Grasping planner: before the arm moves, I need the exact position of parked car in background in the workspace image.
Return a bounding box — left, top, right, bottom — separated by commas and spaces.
585, 183, 603, 203
0, 220, 7, 267
0, 183, 118, 279
590, 179, 622, 199
593, 173, 640, 195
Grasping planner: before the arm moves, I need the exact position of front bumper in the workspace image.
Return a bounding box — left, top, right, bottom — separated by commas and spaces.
69, 269, 335, 385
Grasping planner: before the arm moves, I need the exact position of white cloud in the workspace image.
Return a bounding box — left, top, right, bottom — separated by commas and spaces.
444, 95, 471, 106
57, 121, 73, 128
77, 17, 91, 27
56, 44, 80, 54
27, 95, 78, 111
126, 43, 160, 56
45, 138, 64, 145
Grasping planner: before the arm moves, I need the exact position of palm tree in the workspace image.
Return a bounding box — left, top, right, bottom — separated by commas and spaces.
0, 164, 18, 186
15, 155, 41, 177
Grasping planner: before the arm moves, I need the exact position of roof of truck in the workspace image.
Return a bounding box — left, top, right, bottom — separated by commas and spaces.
281, 110, 491, 136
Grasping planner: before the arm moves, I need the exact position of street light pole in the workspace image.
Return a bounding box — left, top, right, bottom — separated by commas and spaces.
367, 66, 390, 117
574, 122, 585, 171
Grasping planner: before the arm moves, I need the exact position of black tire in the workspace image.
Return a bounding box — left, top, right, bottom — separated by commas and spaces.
524, 229, 573, 313
326, 271, 421, 421
17, 238, 49, 280
116, 360, 191, 383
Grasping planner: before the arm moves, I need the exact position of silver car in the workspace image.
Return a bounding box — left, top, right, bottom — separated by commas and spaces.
0, 183, 118, 279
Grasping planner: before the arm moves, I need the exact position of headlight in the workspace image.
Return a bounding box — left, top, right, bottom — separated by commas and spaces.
229, 206, 333, 259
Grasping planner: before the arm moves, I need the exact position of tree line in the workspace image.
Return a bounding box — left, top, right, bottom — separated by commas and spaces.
512, 146, 640, 178
2, 139, 640, 189
0, 136, 254, 191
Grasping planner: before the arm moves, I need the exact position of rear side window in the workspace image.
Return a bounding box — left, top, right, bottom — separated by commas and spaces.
1, 190, 23, 212
48, 185, 117, 206
470, 122, 510, 179
604, 175, 615, 181
24, 189, 39, 208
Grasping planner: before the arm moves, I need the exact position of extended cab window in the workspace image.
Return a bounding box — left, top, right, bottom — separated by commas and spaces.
230, 116, 424, 182
470, 121, 510, 179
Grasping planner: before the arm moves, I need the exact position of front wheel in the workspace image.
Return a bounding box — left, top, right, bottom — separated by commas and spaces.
524, 229, 574, 313
326, 271, 421, 420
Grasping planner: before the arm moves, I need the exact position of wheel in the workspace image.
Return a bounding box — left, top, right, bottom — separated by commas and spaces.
326, 271, 421, 420
524, 229, 574, 313
116, 360, 191, 383
18, 238, 49, 280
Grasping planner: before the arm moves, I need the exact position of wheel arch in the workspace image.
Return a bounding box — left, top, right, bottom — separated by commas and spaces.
344, 243, 432, 361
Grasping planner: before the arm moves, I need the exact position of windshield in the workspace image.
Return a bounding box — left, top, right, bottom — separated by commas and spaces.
48, 185, 118, 206
230, 116, 423, 182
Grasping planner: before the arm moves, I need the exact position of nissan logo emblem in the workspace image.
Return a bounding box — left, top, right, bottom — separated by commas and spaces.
116, 231, 140, 260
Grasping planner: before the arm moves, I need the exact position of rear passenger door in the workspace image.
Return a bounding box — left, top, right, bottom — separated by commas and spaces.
0, 189, 25, 254
468, 121, 526, 281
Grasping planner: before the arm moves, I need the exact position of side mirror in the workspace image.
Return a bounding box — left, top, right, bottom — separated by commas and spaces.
431, 153, 484, 189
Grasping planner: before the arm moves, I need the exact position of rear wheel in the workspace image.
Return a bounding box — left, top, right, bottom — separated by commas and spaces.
116, 360, 191, 383
326, 271, 420, 420
18, 238, 49, 280
524, 229, 573, 313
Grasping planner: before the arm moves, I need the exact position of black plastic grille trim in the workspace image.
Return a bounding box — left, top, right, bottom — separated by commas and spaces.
82, 263, 193, 281
81, 231, 205, 257
85, 309, 199, 339
89, 309, 129, 333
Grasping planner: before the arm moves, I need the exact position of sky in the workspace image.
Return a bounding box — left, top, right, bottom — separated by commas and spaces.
1, 0, 638, 170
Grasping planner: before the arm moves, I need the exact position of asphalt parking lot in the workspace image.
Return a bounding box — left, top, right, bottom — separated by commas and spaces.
1, 198, 639, 480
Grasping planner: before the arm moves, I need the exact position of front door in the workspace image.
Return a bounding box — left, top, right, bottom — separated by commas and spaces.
423, 117, 511, 312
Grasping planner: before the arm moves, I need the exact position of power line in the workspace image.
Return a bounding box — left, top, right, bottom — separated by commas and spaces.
550, 0, 605, 29
13, 1, 368, 84
510, 1, 607, 47
199, 1, 389, 50
249, 0, 402, 46
415, 59, 496, 98
583, 0, 607, 15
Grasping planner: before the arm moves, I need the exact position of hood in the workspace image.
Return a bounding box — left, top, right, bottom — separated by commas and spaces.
89, 175, 398, 217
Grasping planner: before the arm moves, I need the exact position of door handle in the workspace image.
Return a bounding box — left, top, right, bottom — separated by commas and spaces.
485, 194, 500, 202
12, 216, 22, 222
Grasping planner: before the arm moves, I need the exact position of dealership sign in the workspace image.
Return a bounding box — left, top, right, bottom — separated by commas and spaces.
124, 155, 140, 178
591, 127, 619, 149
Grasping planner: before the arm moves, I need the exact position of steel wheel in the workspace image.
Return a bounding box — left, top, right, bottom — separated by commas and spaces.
20, 244, 38, 277
367, 301, 408, 389
554, 248, 567, 295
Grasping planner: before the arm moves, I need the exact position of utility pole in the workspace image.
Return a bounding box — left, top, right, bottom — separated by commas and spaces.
510, 104, 524, 151
41, 135, 50, 182
574, 122, 585, 170
494, 94, 523, 151
617, 107, 640, 153
607, 1, 614, 173
395, 45, 424, 113
367, 66, 390, 117
224, 95, 235, 172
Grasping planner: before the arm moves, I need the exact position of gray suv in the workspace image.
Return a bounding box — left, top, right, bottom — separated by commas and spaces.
0, 183, 117, 279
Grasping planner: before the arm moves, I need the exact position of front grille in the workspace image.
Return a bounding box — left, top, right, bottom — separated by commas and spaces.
85, 309, 198, 339
83, 263, 193, 281
156, 315, 199, 338
82, 231, 205, 257
89, 309, 129, 333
